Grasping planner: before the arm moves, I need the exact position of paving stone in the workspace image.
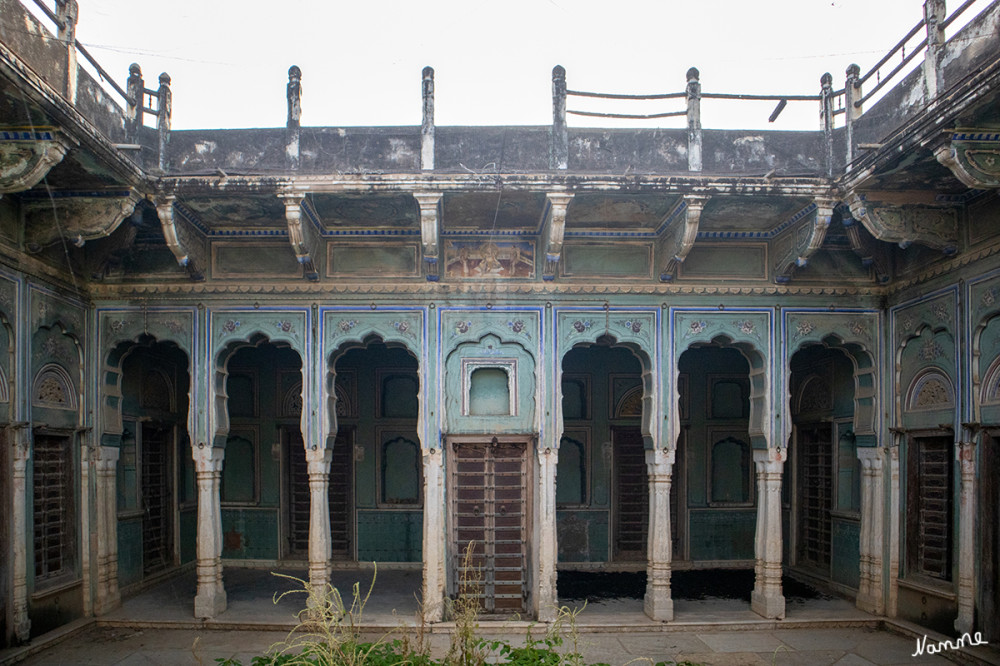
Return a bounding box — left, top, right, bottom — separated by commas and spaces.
697, 631, 788, 654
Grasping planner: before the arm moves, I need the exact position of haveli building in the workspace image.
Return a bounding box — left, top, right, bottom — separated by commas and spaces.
1, 0, 999, 651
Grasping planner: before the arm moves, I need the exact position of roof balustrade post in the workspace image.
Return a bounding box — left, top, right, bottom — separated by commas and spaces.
551, 65, 568, 170
422, 66, 435, 171
686, 67, 702, 172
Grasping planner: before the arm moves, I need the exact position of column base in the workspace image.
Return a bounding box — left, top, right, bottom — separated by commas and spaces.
643, 591, 674, 622
13, 616, 31, 644
751, 590, 785, 619
856, 590, 882, 615
194, 588, 227, 619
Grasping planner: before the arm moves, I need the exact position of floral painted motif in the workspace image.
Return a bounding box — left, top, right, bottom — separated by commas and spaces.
508, 320, 524, 334
337, 319, 358, 334
982, 288, 997, 309
163, 320, 184, 335
685, 320, 707, 337
455, 320, 472, 334
733, 319, 756, 335
572, 320, 592, 333
275, 320, 295, 334
919, 339, 946, 362
221, 319, 241, 336
37, 337, 65, 361
616, 319, 643, 334
108, 319, 128, 334
848, 320, 868, 338
392, 320, 417, 339
931, 302, 950, 323
794, 320, 815, 338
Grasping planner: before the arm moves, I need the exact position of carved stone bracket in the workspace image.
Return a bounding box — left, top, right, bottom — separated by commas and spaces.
658, 195, 707, 282
846, 192, 957, 253
840, 204, 890, 284
541, 192, 574, 280
155, 196, 205, 281
0, 129, 75, 194
413, 192, 443, 282
934, 129, 1000, 189
279, 192, 321, 281
24, 190, 141, 251
773, 199, 835, 284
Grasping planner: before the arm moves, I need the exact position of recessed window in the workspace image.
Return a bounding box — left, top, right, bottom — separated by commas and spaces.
380, 435, 421, 506
557, 434, 588, 506
33, 433, 75, 587
222, 431, 257, 504
469, 368, 508, 415
710, 434, 752, 504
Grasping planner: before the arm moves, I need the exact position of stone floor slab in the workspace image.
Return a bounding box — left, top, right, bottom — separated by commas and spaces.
697, 631, 788, 654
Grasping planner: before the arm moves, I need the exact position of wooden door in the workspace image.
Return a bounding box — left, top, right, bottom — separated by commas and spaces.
613, 427, 648, 561
450, 438, 528, 615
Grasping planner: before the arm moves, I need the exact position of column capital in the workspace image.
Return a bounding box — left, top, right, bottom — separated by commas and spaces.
857, 446, 885, 471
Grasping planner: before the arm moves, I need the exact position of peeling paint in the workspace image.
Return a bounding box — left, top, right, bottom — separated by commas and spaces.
388, 138, 416, 164
194, 141, 217, 155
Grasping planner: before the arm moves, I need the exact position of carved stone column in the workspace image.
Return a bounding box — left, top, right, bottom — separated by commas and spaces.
422, 447, 446, 622
856, 447, 885, 614
644, 448, 674, 621
10, 425, 31, 642
93, 445, 121, 614
955, 441, 976, 634
887, 444, 901, 617
751, 448, 785, 619
307, 447, 332, 605
536, 446, 558, 621
193, 445, 226, 618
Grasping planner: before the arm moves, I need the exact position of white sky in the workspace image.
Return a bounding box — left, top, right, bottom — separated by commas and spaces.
55, 0, 990, 131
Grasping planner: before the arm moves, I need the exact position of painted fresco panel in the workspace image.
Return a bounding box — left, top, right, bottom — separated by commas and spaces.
212, 309, 307, 354
832, 518, 861, 589
688, 509, 756, 560
443, 239, 534, 279
324, 310, 424, 357
212, 241, 301, 279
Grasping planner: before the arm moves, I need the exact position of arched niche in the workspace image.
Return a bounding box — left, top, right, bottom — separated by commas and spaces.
323, 311, 424, 450
0, 303, 14, 413
786, 333, 878, 447
905, 368, 956, 412
102, 334, 192, 448
444, 333, 537, 435
972, 311, 1000, 425
556, 309, 658, 450
31, 323, 83, 427
895, 324, 956, 430
676, 334, 769, 450
326, 332, 423, 450
213, 333, 304, 448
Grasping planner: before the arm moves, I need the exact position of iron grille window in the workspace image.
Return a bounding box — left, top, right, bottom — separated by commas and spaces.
33, 434, 74, 585
907, 436, 953, 582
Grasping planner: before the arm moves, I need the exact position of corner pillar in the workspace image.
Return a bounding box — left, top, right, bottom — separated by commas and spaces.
887, 443, 901, 616
856, 446, 885, 614
421, 447, 446, 622
536, 446, 558, 621
644, 448, 674, 621
93, 445, 121, 614
193, 445, 226, 618
10, 425, 31, 642
307, 447, 333, 603
751, 448, 785, 619
955, 441, 976, 633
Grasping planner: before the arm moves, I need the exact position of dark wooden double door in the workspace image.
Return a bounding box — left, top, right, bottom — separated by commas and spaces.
450, 438, 529, 615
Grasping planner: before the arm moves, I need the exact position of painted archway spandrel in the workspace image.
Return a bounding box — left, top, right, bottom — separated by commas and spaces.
786, 312, 877, 350
213, 311, 307, 354
893, 292, 955, 349
32, 290, 84, 336
324, 310, 424, 356
557, 310, 655, 354
100, 311, 195, 355
674, 311, 769, 356
0, 276, 16, 319
972, 275, 1000, 327
443, 311, 539, 353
